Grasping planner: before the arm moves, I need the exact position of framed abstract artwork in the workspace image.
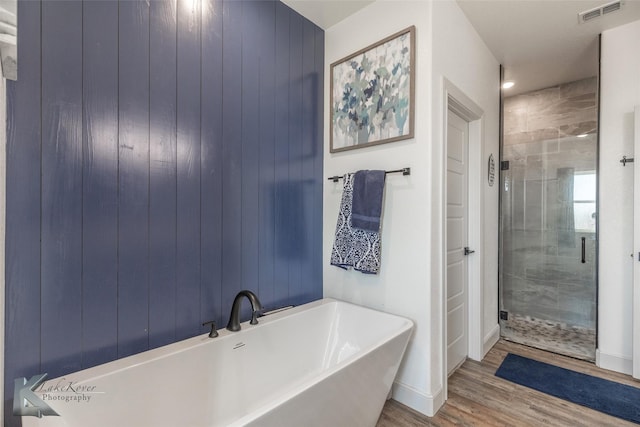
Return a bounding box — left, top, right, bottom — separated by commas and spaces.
330, 26, 415, 153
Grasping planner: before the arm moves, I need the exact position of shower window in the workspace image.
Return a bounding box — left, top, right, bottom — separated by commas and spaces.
573, 171, 596, 233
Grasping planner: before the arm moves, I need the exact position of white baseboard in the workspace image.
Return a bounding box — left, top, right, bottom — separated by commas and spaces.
391, 381, 444, 417
483, 323, 500, 357
596, 349, 632, 375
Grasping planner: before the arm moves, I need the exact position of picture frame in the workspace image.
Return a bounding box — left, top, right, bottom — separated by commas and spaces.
330, 26, 415, 153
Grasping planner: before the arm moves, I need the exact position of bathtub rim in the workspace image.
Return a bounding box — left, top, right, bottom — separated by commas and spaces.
33, 298, 412, 386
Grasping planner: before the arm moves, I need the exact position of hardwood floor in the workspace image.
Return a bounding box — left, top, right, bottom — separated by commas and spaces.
377, 340, 639, 426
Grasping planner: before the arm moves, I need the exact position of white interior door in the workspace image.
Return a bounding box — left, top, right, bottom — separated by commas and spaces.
447, 109, 470, 375
634, 105, 640, 379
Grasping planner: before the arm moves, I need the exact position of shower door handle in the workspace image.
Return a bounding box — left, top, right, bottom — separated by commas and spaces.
581, 237, 586, 264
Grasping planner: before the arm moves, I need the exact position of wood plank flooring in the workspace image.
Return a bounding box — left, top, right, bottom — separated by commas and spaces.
377, 340, 640, 426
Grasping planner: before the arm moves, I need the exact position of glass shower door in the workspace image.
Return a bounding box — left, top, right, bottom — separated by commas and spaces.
499, 133, 597, 361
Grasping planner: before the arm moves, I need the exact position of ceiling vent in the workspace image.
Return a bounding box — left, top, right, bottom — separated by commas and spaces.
578, 0, 624, 23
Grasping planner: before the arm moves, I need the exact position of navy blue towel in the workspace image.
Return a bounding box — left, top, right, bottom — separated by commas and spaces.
350, 170, 386, 232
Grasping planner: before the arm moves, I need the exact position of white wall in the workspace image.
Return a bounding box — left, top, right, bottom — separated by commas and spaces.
323, 0, 436, 414
0, 77, 6, 423
430, 0, 500, 376
598, 19, 640, 374
323, 0, 499, 416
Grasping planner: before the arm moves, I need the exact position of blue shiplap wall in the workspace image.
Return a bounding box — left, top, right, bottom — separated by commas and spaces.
4, 0, 323, 422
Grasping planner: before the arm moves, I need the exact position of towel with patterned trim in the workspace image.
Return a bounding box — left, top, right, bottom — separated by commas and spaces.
330, 173, 381, 274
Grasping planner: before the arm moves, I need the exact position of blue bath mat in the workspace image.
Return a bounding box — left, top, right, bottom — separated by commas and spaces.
495, 353, 640, 424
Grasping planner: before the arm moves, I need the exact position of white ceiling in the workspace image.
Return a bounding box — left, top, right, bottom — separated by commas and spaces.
457, 0, 640, 94
283, 0, 640, 96
280, 0, 374, 29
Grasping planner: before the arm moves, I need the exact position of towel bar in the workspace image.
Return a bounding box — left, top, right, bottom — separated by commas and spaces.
327, 167, 411, 183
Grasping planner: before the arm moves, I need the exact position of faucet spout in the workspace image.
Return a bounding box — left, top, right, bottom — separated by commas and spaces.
226, 290, 264, 332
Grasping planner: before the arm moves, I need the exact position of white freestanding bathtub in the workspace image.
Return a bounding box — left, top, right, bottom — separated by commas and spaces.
21, 298, 413, 427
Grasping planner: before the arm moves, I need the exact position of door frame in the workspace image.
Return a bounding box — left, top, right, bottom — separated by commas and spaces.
441, 78, 484, 398
633, 105, 640, 379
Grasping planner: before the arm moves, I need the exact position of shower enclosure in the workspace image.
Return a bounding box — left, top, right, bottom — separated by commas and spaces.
499, 78, 597, 360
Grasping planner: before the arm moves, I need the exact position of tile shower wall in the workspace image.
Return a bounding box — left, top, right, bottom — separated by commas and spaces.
5, 0, 323, 422
501, 77, 597, 360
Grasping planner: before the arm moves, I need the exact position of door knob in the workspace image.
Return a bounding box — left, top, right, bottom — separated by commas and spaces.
464, 247, 475, 256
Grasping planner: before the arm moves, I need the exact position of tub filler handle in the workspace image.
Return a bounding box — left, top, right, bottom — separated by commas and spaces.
226, 290, 264, 332
202, 321, 219, 338
260, 305, 294, 317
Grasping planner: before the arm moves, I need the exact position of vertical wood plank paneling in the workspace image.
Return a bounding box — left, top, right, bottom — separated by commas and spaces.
40, 0, 83, 376
273, 2, 290, 306
82, 0, 119, 368
299, 20, 317, 299
5, 2, 325, 414
257, 0, 276, 309
149, 0, 178, 349
4, 0, 41, 419
200, 0, 224, 326
300, 19, 316, 302
313, 27, 324, 300
176, 0, 202, 339
118, 0, 150, 358
287, 11, 303, 305
221, 0, 243, 318
241, 1, 260, 302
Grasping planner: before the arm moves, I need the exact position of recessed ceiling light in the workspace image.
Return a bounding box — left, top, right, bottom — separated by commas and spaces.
502, 81, 515, 89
